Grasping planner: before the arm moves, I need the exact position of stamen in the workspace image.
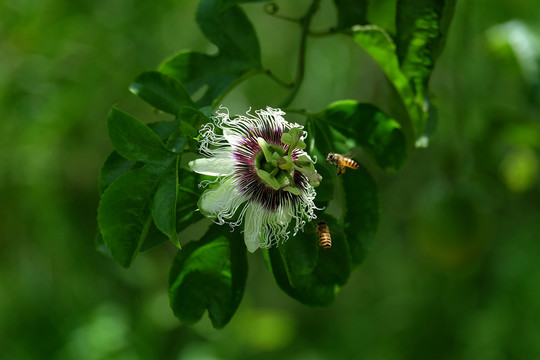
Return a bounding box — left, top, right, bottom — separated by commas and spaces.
257, 137, 274, 163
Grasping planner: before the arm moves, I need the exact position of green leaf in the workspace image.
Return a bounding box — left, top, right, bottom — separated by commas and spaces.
178, 122, 199, 152
303, 126, 337, 206
396, 0, 456, 104
177, 107, 210, 152
333, 0, 368, 29
307, 110, 357, 161
277, 228, 320, 286
140, 221, 170, 252
158, 0, 262, 107
342, 164, 379, 267
107, 107, 174, 166
265, 163, 378, 305
169, 226, 247, 329
306, 114, 336, 156
148, 119, 181, 140
129, 71, 196, 115
98, 151, 135, 195
311, 101, 407, 171
178, 107, 211, 128
152, 158, 180, 248
313, 160, 335, 205
266, 216, 352, 306
176, 169, 204, 231
96, 203, 177, 254
197, 0, 260, 63
352, 25, 425, 141
97, 166, 160, 268
165, 128, 186, 153
98, 119, 184, 196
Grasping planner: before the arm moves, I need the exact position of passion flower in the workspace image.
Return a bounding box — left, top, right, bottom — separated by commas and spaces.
189, 107, 321, 252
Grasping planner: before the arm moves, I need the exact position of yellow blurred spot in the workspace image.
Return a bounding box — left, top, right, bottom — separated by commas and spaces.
232, 309, 296, 351
500, 146, 539, 192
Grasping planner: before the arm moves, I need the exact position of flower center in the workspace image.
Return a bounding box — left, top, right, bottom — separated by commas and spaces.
254, 128, 321, 195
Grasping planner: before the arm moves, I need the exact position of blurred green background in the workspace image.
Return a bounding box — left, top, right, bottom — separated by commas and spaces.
2, 0, 540, 359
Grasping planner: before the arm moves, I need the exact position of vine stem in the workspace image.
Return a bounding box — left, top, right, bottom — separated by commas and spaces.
264, 3, 301, 23
279, 0, 321, 108
265, 70, 294, 88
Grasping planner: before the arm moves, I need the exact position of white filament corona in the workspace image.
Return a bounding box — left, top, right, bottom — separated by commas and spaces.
189, 106, 319, 253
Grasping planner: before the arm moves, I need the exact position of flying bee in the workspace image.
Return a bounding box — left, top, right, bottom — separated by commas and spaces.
316, 220, 332, 249
326, 153, 359, 175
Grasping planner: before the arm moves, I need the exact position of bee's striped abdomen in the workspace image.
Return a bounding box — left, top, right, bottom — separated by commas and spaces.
344, 158, 359, 170
316, 221, 332, 249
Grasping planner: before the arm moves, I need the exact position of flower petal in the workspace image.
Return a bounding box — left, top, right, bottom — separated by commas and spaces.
199, 177, 247, 224
243, 204, 264, 253
263, 205, 292, 247
223, 128, 242, 147
272, 205, 293, 227
189, 152, 235, 176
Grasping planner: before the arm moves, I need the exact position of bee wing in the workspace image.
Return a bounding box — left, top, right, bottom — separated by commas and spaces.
344, 149, 360, 160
